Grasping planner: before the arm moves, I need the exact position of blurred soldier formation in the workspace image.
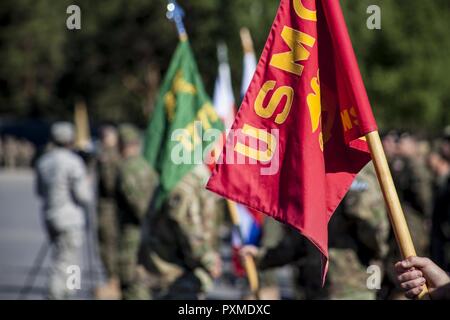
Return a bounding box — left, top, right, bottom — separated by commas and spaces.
0, 135, 35, 168
31, 123, 450, 300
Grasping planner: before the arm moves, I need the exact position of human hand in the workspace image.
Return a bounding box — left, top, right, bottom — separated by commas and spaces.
239, 245, 259, 258
395, 256, 450, 299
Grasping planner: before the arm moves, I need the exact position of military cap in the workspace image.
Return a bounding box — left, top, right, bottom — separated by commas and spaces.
51, 122, 75, 145
118, 124, 141, 145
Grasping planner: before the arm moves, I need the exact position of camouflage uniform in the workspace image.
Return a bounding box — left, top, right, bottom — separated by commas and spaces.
96, 146, 120, 282
255, 224, 324, 299
430, 172, 450, 271
255, 163, 389, 300
327, 163, 389, 299
256, 217, 284, 299
141, 165, 221, 300
116, 125, 159, 300
35, 122, 92, 299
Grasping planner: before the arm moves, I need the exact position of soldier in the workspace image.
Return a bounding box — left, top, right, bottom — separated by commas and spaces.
242, 163, 389, 300
116, 124, 158, 300
35, 122, 92, 299
241, 222, 325, 299
3, 135, 18, 168
252, 217, 284, 300
141, 164, 222, 300
428, 145, 450, 271
95, 126, 121, 299
327, 163, 389, 299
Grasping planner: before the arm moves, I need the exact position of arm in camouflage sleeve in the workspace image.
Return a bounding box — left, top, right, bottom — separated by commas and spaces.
98, 154, 118, 197
71, 158, 92, 208
257, 227, 306, 270
166, 186, 218, 275
118, 165, 158, 222
344, 168, 390, 259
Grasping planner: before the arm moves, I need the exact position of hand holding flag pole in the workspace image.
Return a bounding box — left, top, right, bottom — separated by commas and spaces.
208, 0, 429, 300
320, 0, 429, 299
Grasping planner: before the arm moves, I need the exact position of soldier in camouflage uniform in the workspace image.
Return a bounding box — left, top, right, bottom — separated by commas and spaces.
241, 222, 324, 299
95, 126, 121, 299
116, 124, 159, 300
141, 164, 222, 300
36, 122, 92, 299
428, 145, 450, 271
326, 163, 389, 299
241, 163, 389, 300
254, 217, 284, 300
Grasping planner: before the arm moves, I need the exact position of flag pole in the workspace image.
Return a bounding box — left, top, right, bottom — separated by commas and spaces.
74, 100, 91, 152
166, 0, 188, 42
365, 131, 429, 299
226, 200, 260, 299
240, 27, 254, 54
166, 0, 260, 298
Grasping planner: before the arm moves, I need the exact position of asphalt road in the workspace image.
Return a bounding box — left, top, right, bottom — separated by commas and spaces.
0, 169, 293, 300
0, 169, 103, 300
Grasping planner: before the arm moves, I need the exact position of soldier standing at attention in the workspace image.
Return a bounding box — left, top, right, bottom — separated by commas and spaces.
116, 124, 158, 300
428, 145, 450, 271
95, 125, 121, 299
36, 122, 92, 299
141, 164, 222, 300
326, 163, 389, 299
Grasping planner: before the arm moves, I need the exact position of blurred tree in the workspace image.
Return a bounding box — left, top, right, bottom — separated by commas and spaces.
0, 0, 449, 131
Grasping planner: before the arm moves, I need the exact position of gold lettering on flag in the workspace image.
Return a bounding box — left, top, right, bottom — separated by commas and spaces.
306, 70, 323, 150
269, 26, 315, 76
254, 80, 294, 125
340, 107, 359, 132
164, 71, 197, 121
293, 0, 317, 21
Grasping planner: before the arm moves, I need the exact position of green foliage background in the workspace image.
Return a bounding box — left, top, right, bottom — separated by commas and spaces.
0, 0, 449, 132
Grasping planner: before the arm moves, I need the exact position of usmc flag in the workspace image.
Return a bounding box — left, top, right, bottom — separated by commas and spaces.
207, 0, 378, 278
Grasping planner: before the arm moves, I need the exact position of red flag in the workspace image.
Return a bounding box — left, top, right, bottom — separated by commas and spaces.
206, 0, 377, 279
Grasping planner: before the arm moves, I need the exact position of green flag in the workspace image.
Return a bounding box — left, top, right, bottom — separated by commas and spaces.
144, 40, 224, 207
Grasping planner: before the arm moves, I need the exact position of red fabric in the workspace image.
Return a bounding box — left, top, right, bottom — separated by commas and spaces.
206, 0, 377, 280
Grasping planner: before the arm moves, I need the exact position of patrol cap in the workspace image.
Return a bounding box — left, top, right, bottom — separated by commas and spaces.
51, 122, 75, 145
118, 123, 141, 145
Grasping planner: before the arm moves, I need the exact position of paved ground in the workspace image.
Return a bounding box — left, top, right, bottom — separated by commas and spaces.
0, 169, 104, 300
0, 169, 293, 300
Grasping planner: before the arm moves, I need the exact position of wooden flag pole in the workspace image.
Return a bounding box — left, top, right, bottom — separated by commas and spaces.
74, 100, 91, 152
226, 200, 260, 299
365, 131, 429, 299
240, 27, 254, 54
